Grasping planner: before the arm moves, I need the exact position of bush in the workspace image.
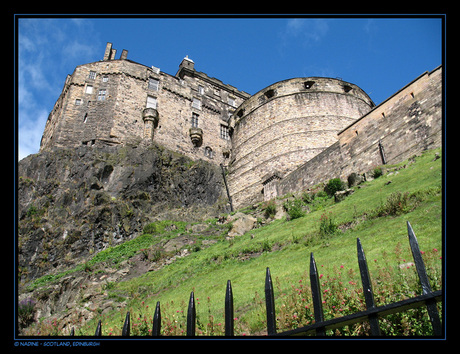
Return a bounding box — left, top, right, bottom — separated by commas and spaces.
319, 212, 338, 237
324, 178, 345, 197
373, 167, 383, 179
375, 192, 411, 217
18, 298, 36, 328
283, 198, 306, 221
301, 191, 315, 204
263, 200, 277, 219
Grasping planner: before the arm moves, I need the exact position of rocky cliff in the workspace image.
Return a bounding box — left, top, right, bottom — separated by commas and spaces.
18, 142, 229, 284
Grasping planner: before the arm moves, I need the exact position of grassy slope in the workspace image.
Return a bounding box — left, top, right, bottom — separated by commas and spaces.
71, 148, 443, 335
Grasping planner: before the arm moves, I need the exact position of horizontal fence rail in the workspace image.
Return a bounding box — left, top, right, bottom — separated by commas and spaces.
70, 221, 442, 337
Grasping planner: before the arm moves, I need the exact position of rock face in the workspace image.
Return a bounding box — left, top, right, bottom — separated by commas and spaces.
18, 143, 228, 283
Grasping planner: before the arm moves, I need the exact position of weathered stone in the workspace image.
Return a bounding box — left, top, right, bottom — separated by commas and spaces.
347, 172, 364, 187
227, 214, 257, 237
18, 143, 228, 281
334, 188, 355, 203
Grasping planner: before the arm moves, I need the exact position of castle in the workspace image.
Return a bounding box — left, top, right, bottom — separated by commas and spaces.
40, 42, 442, 209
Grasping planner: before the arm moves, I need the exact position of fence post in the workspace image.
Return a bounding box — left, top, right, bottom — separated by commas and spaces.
152, 301, 161, 336
407, 221, 442, 336
187, 291, 196, 336
122, 311, 130, 336
357, 238, 381, 336
309, 253, 325, 336
94, 320, 101, 336
225, 280, 234, 336
265, 267, 277, 335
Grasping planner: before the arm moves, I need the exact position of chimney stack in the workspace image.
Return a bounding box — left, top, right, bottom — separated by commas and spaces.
103, 42, 113, 61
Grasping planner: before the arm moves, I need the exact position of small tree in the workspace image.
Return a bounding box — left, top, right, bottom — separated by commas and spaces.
324, 178, 345, 197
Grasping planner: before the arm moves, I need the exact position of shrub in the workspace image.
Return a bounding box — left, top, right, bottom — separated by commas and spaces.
283, 198, 306, 220
324, 178, 345, 197
373, 167, 383, 179
18, 298, 36, 328
301, 191, 315, 204
263, 200, 277, 219
319, 212, 338, 237
375, 192, 411, 217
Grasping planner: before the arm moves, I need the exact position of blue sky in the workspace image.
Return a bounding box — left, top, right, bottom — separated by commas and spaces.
16, 16, 443, 160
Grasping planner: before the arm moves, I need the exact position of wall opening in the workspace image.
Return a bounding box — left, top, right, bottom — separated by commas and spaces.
264, 89, 275, 99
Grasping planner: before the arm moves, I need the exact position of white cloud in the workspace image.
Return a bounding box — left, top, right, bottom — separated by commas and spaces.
17, 18, 99, 160
284, 18, 330, 44
18, 109, 49, 161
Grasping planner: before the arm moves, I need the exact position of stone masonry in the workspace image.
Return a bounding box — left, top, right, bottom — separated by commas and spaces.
39, 42, 442, 210
227, 77, 375, 208
40, 43, 250, 167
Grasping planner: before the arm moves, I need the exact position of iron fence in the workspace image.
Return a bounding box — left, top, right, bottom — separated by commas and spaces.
70, 221, 442, 337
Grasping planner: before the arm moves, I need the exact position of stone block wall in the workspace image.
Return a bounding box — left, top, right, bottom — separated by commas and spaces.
277, 66, 442, 198
227, 77, 374, 208
40, 43, 250, 167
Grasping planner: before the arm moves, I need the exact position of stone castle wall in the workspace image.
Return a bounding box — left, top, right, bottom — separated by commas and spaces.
40, 43, 250, 167
39, 43, 442, 212
227, 77, 375, 208
277, 66, 442, 198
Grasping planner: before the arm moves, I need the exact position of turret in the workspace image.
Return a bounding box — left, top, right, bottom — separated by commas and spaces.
176, 56, 195, 79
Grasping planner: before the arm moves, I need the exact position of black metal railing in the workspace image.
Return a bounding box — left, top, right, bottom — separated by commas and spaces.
72, 221, 442, 337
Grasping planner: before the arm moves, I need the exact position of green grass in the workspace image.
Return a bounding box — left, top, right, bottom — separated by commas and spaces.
28, 148, 443, 336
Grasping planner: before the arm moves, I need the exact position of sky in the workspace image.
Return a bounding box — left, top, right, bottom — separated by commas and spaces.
16, 16, 443, 161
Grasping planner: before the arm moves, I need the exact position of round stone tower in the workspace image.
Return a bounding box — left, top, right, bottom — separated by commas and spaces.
227, 77, 375, 208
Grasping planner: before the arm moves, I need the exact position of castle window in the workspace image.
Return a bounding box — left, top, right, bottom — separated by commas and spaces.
220, 125, 230, 140
204, 146, 214, 159
88, 71, 96, 80
228, 97, 236, 107
148, 78, 159, 91
192, 113, 199, 128
97, 89, 107, 101
75, 99, 82, 106
198, 85, 205, 95
304, 81, 315, 89
343, 85, 353, 93
264, 89, 275, 99
85, 85, 93, 94
83, 113, 88, 123
192, 98, 201, 110
146, 95, 157, 109
102, 76, 108, 83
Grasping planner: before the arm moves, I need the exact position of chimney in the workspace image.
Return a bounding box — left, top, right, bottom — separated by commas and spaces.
103, 42, 113, 61
110, 48, 117, 60
120, 49, 128, 60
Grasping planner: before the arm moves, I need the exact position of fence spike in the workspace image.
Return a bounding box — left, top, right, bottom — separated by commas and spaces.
407, 221, 433, 295
407, 221, 442, 336
152, 301, 161, 336
265, 267, 277, 335
70, 327, 74, 336
187, 291, 196, 336
357, 238, 381, 336
309, 252, 325, 336
94, 320, 101, 336
122, 311, 130, 336
225, 280, 234, 336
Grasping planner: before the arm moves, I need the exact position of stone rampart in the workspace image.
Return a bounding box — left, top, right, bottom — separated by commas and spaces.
228, 77, 374, 208
277, 66, 442, 198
